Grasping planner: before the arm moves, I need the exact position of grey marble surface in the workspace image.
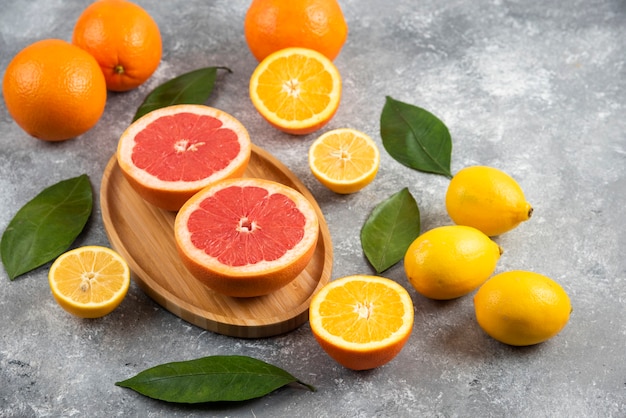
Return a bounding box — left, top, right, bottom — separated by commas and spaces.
1, 0, 625, 416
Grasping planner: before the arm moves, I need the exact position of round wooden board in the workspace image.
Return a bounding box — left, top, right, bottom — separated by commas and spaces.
100, 144, 333, 338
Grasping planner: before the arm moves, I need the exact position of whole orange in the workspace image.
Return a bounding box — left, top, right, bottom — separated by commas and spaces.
2, 39, 107, 142
244, 0, 348, 62
72, 0, 162, 92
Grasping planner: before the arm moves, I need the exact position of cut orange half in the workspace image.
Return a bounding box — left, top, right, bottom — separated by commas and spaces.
308, 128, 380, 194
249, 47, 342, 135
48, 246, 130, 318
117, 104, 252, 211
309, 275, 414, 370
174, 177, 319, 298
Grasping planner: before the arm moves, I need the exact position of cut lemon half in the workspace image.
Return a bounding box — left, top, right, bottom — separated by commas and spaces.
309, 275, 414, 370
308, 128, 380, 194
48, 246, 130, 318
249, 47, 342, 135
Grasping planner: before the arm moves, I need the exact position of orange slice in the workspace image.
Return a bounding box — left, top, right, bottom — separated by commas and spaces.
48, 246, 130, 318
309, 275, 414, 370
117, 104, 252, 211
249, 47, 342, 135
308, 128, 380, 194
174, 177, 319, 298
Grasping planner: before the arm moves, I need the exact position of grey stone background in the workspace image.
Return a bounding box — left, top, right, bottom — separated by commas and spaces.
1, 0, 625, 416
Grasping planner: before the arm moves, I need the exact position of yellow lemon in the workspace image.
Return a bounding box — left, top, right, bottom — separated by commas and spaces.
308, 128, 380, 194
404, 225, 502, 300
48, 246, 130, 318
473, 270, 572, 346
445, 166, 533, 236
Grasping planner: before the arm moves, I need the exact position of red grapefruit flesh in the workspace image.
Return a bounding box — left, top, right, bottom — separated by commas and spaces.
117, 104, 252, 211
174, 177, 319, 298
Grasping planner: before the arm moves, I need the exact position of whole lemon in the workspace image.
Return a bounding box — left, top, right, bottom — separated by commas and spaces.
404, 225, 502, 300
445, 166, 533, 236
473, 270, 572, 346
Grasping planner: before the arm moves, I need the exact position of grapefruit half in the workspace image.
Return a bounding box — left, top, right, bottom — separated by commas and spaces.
117, 104, 252, 211
174, 177, 320, 298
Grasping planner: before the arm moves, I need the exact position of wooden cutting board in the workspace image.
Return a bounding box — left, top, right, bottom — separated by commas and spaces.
100, 144, 333, 338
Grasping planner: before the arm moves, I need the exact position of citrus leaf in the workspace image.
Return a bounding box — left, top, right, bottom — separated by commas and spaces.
1, 174, 93, 280
360, 188, 421, 273
115, 355, 316, 404
380, 96, 453, 178
133, 66, 232, 121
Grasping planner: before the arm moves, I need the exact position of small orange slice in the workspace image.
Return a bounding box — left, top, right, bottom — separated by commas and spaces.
309, 275, 414, 370
48, 246, 130, 318
308, 128, 380, 194
249, 47, 342, 135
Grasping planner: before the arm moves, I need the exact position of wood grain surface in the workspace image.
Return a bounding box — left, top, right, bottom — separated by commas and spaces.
100, 144, 333, 338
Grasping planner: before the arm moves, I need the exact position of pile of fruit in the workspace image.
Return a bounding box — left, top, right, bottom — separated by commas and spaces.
2, 0, 571, 377
3, 0, 162, 141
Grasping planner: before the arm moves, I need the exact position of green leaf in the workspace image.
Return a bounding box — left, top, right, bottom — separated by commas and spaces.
133, 66, 232, 122
1, 174, 93, 280
361, 188, 421, 273
115, 355, 316, 404
380, 96, 453, 178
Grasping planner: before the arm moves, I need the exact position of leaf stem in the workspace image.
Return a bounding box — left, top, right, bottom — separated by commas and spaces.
297, 380, 317, 392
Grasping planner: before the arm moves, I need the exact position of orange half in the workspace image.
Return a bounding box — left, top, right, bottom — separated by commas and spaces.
249, 47, 342, 135
309, 275, 414, 370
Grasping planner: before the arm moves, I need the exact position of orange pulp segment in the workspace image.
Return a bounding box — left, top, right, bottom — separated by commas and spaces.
309, 275, 414, 370
308, 128, 380, 194
48, 246, 130, 318
249, 47, 342, 135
